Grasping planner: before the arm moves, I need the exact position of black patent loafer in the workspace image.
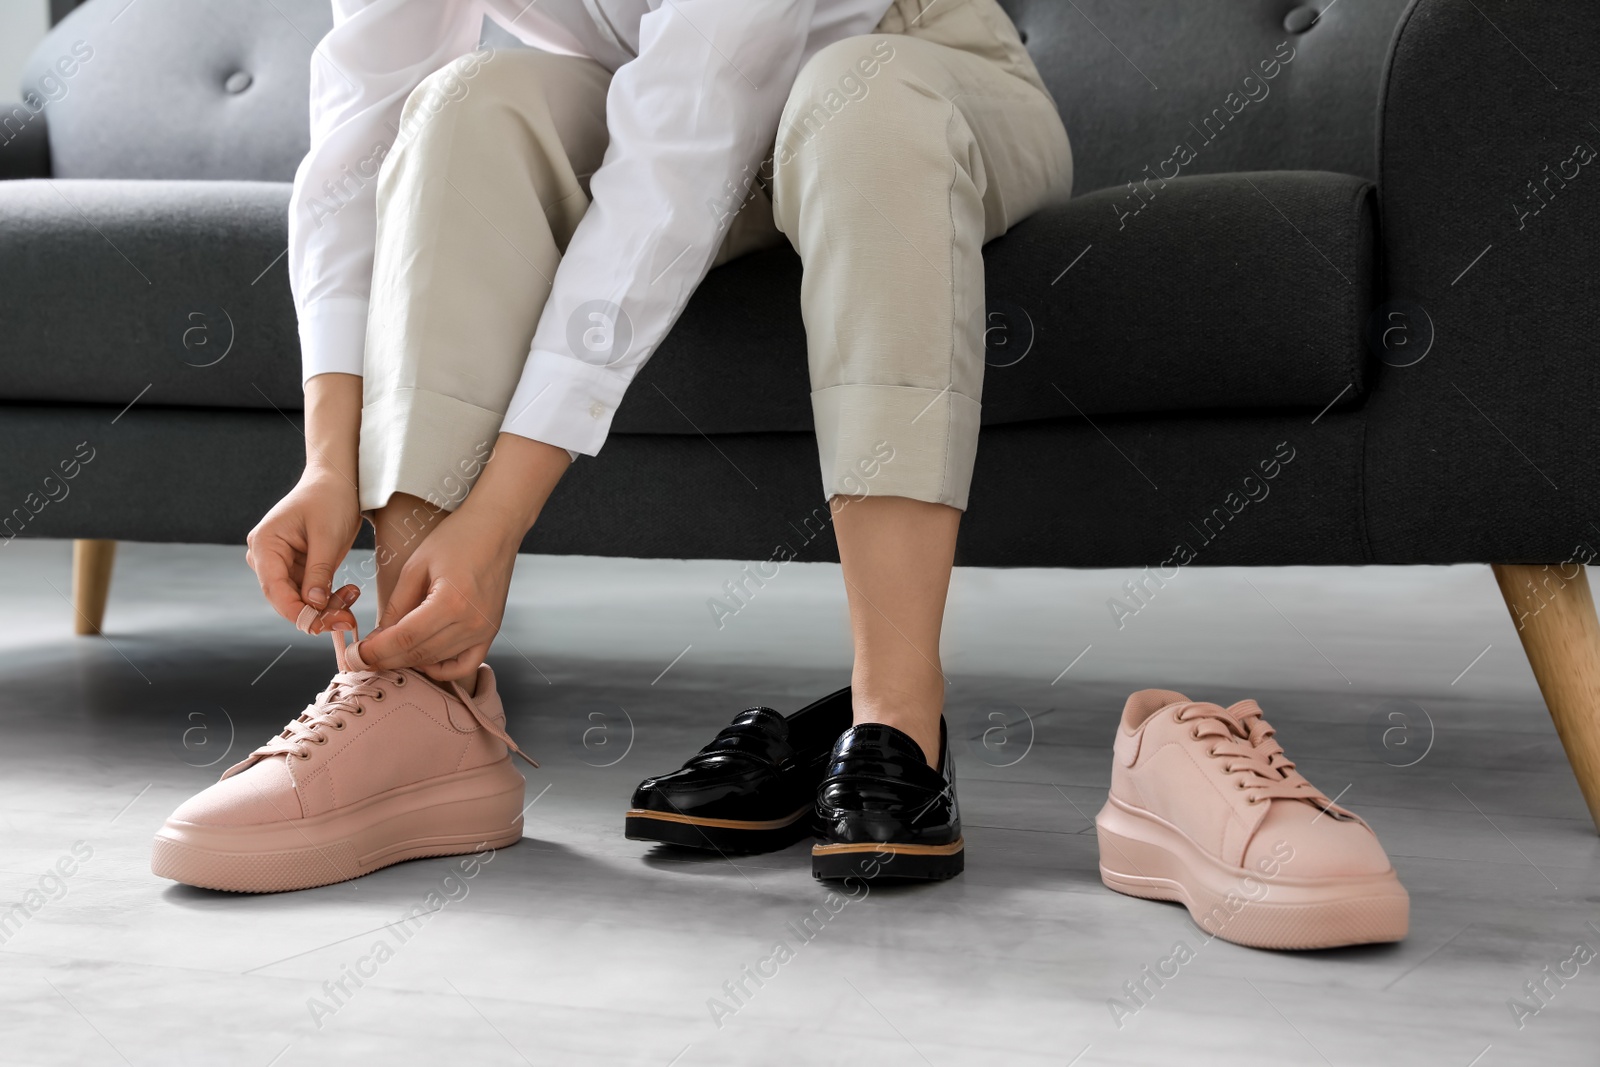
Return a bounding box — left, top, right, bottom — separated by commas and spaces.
812, 718, 963, 882
626, 686, 852, 853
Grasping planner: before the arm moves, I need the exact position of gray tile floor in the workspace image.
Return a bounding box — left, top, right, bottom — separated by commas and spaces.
2, 539, 1597, 1066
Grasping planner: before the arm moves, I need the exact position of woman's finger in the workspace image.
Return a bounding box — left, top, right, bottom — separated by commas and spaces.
395, 620, 485, 674
419, 641, 493, 684
361, 582, 489, 671
358, 591, 452, 668
362, 615, 474, 671
304, 584, 362, 635
302, 525, 358, 611
307, 608, 358, 635
250, 535, 310, 625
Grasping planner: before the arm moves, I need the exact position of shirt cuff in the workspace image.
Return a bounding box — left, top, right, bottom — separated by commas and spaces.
499, 348, 631, 457
298, 297, 369, 382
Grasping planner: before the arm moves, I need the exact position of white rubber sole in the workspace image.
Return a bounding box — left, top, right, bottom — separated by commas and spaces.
1096, 796, 1409, 950
152, 758, 526, 893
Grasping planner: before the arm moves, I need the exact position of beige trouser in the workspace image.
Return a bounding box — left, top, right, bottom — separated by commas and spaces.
359, 0, 1072, 513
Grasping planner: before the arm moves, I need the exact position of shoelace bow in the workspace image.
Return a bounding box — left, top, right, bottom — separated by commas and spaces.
222, 604, 536, 779
1176, 701, 1350, 816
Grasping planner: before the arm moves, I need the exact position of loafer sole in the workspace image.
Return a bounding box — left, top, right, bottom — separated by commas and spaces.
624, 806, 813, 854
1096, 796, 1409, 949
151, 758, 526, 893
811, 838, 964, 882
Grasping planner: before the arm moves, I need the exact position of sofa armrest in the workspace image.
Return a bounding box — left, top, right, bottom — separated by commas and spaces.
0, 179, 300, 410
0, 102, 50, 178
1364, 0, 1600, 563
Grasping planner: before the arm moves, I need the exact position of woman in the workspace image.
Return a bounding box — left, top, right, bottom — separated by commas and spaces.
150, 0, 1073, 892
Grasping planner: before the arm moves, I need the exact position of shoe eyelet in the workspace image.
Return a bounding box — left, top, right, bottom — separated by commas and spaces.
313, 734, 329, 745
372, 690, 386, 702
1236, 780, 1247, 790
332, 720, 346, 731
393, 674, 407, 687
352, 706, 365, 717
1190, 727, 1201, 740
296, 750, 311, 760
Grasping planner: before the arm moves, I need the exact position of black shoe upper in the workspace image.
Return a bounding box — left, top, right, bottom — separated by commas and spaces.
815, 718, 960, 848
630, 687, 852, 823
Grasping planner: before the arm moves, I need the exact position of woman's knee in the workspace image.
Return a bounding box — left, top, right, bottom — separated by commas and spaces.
401, 48, 598, 147
774, 36, 909, 177
380, 48, 581, 199
396, 49, 503, 143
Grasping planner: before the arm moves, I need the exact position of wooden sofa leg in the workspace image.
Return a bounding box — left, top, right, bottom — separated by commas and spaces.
72, 539, 117, 636
1493, 563, 1600, 832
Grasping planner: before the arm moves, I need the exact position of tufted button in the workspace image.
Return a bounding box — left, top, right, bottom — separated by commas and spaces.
224, 71, 253, 94
1283, 5, 1320, 33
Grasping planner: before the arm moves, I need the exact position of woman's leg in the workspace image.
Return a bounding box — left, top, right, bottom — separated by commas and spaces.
355, 49, 612, 665
772, 0, 1073, 766
833, 497, 959, 766
150, 49, 617, 893
371, 493, 445, 610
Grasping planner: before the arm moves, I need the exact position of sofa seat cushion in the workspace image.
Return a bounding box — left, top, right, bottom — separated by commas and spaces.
0, 170, 1372, 429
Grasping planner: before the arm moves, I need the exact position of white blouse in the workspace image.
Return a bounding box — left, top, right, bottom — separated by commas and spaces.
289, 0, 894, 456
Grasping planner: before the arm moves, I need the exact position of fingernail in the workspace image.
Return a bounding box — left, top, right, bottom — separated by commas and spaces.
332, 621, 353, 632
307, 587, 328, 608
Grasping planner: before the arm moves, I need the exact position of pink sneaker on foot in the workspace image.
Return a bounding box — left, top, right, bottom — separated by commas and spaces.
1095, 689, 1408, 949
153, 629, 536, 893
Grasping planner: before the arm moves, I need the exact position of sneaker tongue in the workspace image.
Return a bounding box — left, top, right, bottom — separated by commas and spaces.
1179, 700, 1229, 721
1182, 701, 1259, 743
729, 706, 788, 740
1223, 699, 1264, 726
1219, 699, 1302, 789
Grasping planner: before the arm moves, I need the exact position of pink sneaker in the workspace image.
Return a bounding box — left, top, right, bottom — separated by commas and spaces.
1095, 689, 1408, 949
153, 629, 535, 893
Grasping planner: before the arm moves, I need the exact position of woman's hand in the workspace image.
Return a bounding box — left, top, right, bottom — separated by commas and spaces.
353, 433, 571, 682
249, 372, 364, 635
355, 499, 523, 681
245, 466, 363, 635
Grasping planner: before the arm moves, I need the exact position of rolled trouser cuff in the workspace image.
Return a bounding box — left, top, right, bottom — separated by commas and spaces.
812, 383, 981, 510
359, 387, 502, 514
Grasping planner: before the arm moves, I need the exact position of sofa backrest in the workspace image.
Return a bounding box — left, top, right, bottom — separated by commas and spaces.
24, 0, 1411, 191
20, 0, 330, 181
998, 0, 1412, 193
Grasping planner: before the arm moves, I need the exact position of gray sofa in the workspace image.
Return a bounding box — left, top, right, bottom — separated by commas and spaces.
5, 0, 1600, 828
